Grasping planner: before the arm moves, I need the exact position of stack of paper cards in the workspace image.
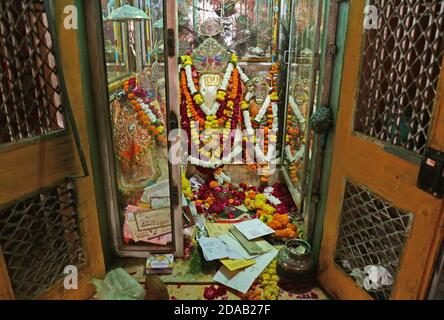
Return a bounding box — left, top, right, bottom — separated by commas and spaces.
204, 222, 233, 237
234, 219, 275, 240
217, 233, 273, 260
198, 237, 244, 261
213, 249, 278, 293
220, 259, 256, 272
125, 206, 171, 243
141, 180, 169, 204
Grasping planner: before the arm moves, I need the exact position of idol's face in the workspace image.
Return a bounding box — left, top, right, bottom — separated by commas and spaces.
254, 82, 268, 105
199, 74, 222, 108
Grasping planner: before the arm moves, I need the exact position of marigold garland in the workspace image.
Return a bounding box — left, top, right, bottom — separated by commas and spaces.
123, 77, 167, 146
180, 54, 244, 168
246, 63, 281, 185
182, 172, 194, 201
285, 95, 306, 183
189, 177, 298, 239
260, 259, 280, 300
242, 259, 280, 300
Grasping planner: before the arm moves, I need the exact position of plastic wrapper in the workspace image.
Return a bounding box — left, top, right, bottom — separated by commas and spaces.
91, 268, 146, 300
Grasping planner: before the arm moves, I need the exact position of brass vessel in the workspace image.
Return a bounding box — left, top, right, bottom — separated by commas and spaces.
277, 239, 316, 283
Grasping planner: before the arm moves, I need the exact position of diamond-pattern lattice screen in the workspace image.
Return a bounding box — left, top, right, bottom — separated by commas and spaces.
0, 0, 64, 144
0, 181, 86, 300
354, 0, 444, 154
334, 181, 413, 300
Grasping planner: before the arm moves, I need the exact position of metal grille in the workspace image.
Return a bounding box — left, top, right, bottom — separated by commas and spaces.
334, 180, 413, 300
354, 0, 444, 154
0, 0, 64, 144
0, 180, 86, 300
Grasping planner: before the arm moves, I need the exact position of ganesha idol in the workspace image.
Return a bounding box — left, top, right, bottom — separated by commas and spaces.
179, 35, 281, 186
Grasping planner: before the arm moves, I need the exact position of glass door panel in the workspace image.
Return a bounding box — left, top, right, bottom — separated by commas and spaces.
102, 0, 131, 82
100, 0, 176, 256
283, 0, 322, 211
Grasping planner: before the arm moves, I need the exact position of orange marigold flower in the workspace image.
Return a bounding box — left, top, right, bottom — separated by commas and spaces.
256, 210, 265, 217
273, 214, 290, 226
267, 219, 283, 230
209, 181, 219, 189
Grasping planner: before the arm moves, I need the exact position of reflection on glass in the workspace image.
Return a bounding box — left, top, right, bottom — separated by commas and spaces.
143, 0, 164, 63
102, 0, 171, 247
102, 0, 130, 82
284, 0, 320, 193
177, 0, 276, 60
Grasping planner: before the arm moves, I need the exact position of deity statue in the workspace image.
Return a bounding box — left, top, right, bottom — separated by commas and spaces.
199, 74, 223, 110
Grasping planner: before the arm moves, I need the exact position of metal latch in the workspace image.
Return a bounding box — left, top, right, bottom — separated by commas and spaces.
169, 110, 179, 131
327, 44, 337, 57
170, 184, 179, 207
167, 28, 176, 58
417, 148, 444, 198
284, 50, 297, 65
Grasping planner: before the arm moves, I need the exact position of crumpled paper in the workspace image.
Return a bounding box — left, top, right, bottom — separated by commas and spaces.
363, 265, 394, 291
349, 265, 394, 291
91, 268, 146, 300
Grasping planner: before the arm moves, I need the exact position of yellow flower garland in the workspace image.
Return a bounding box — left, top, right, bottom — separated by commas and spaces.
260, 259, 280, 300
181, 55, 193, 66
194, 94, 204, 105
182, 172, 194, 200
230, 53, 238, 64
216, 90, 227, 101
244, 191, 276, 215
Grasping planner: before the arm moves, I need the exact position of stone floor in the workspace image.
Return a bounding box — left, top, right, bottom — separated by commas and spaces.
115, 258, 329, 301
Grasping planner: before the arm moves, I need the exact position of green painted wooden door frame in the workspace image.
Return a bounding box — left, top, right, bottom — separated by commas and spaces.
309, 0, 350, 263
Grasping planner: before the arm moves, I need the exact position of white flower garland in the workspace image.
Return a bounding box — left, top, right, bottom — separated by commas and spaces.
285, 145, 305, 163
289, 95, 306, 124
136, 98, 158, 123
222, 144, 244, 164
188, 155, 223, 169
286, 96, 306, 164
243, 110, 254, 136
221, 63, 234, 91
184, 65, 198, 95
254, 95, 272, 123
255, 139, 277, 163
187, 144, 244, 168
264, 187, 282, 206
245, 91, 253, 102
271, 102, 279, 132
184, 61, 250, 117
237, 65, 250, 83
215, 170, 231, 185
